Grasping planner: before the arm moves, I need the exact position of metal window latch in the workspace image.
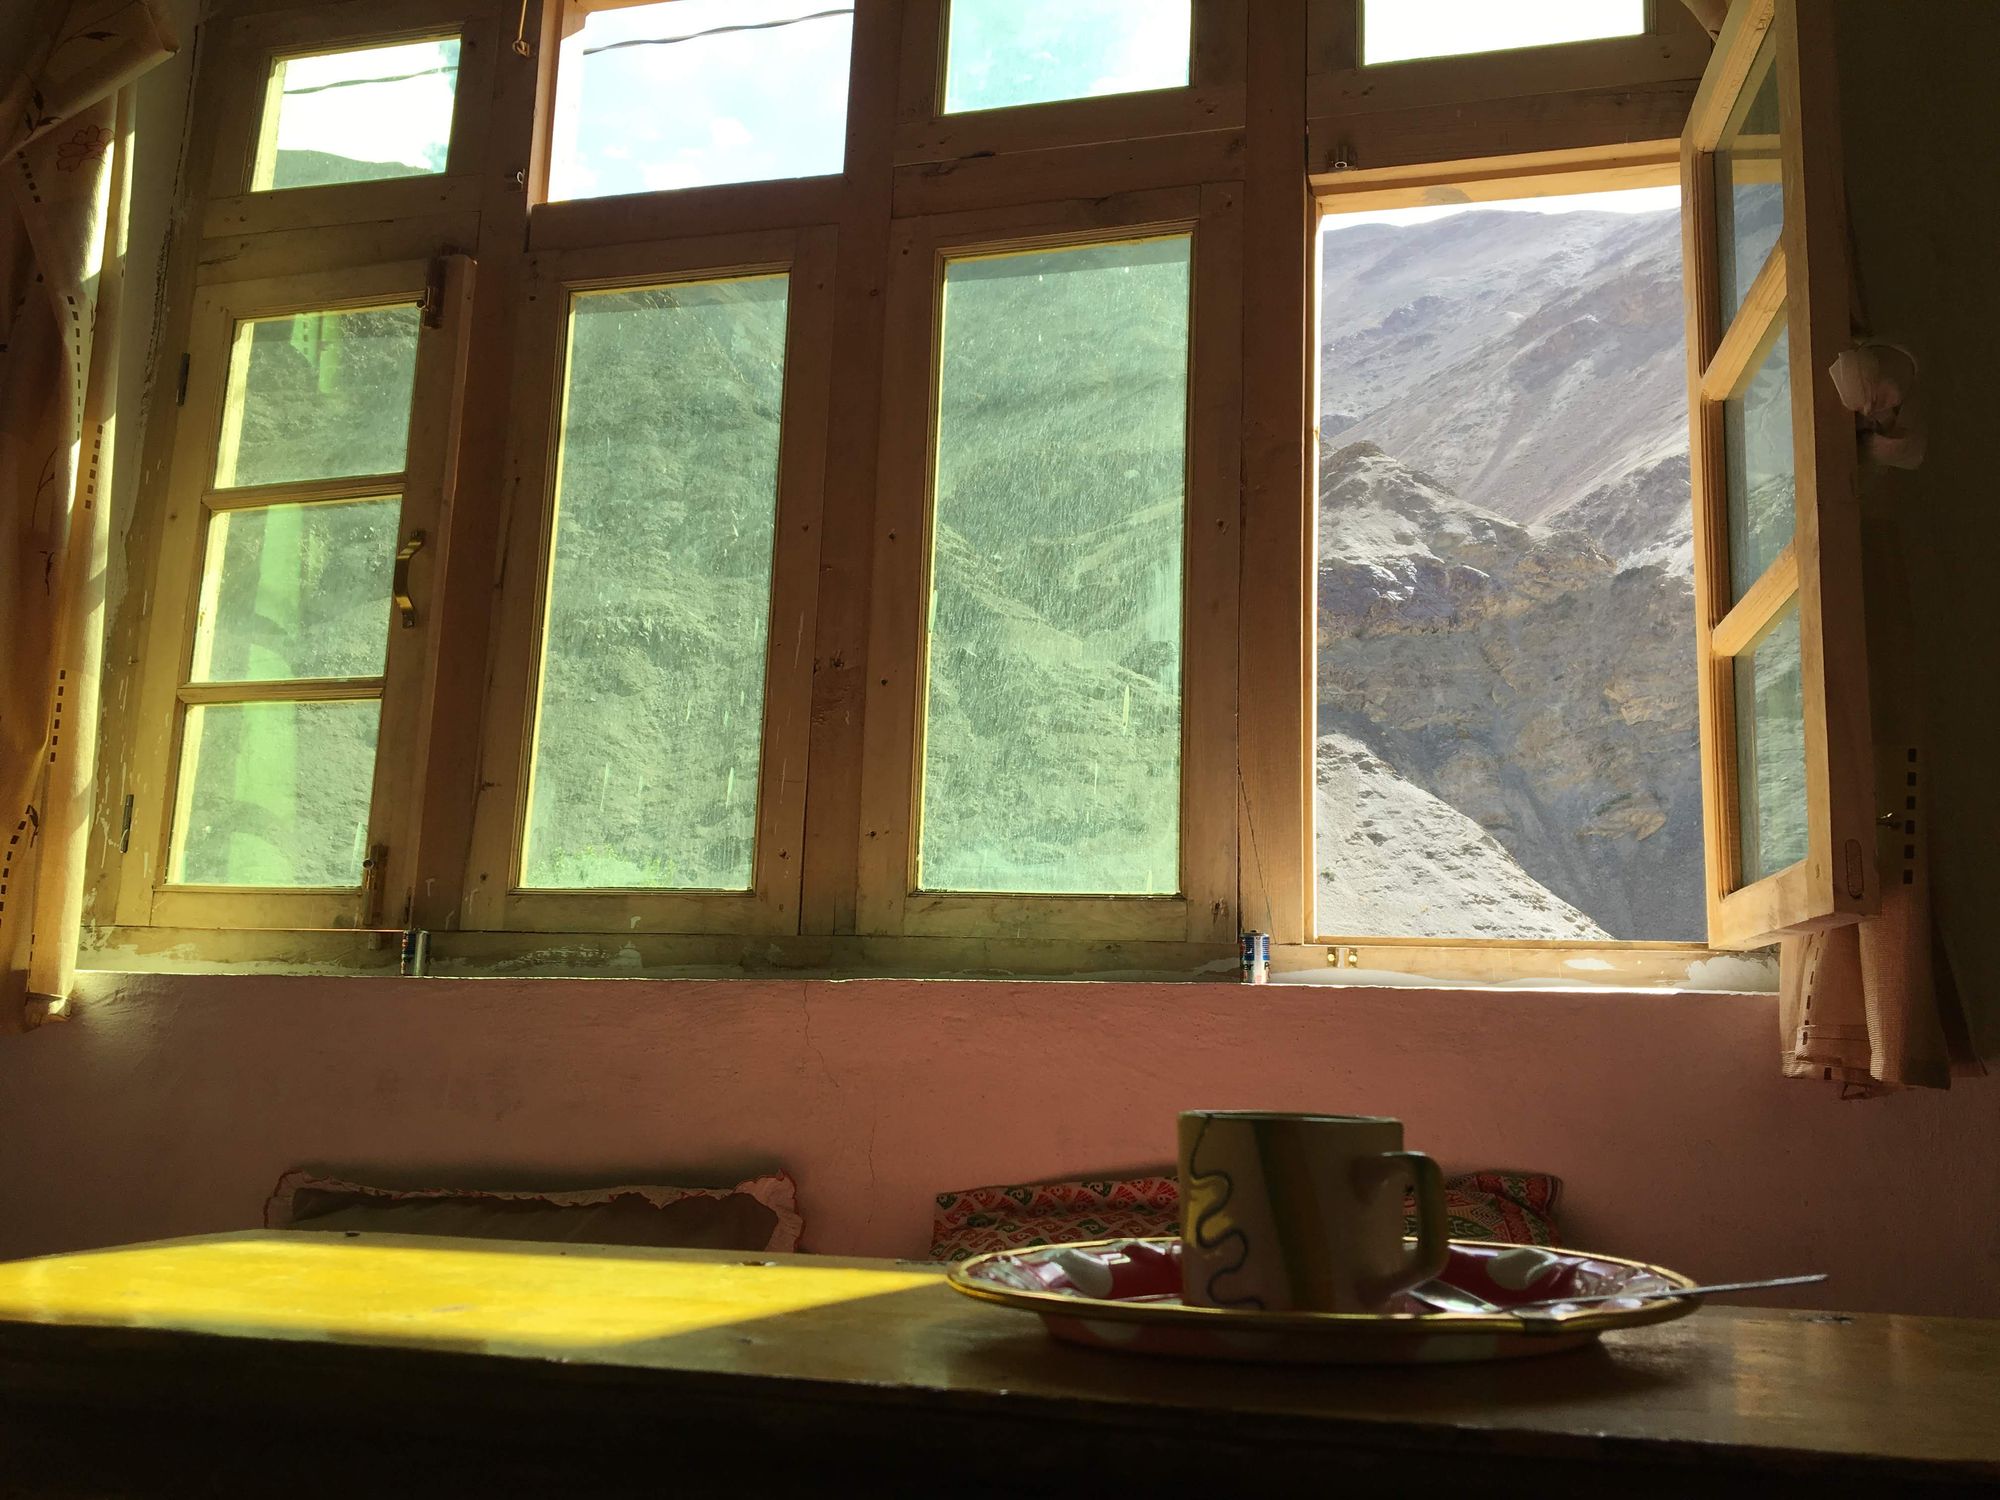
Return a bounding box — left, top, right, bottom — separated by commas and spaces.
393, 530, 427, 628
360, 843, 389, 929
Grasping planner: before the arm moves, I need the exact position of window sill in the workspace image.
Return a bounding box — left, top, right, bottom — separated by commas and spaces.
75, 927, 1776, 994
1275, 942, 1778, 994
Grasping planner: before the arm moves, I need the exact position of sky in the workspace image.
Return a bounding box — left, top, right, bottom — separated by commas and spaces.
548, 0, 1191, 199
264, 38, 459, 185
1363, 0, 1646, 65
1324, 184, 1681, 234
549, 0, 855, 199
265, 3, 1660, 207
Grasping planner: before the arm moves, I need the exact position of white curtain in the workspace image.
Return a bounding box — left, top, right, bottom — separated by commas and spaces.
1, 0, 175, 1029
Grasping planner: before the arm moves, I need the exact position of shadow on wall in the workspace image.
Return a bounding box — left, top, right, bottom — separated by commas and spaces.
0, 973, 1994, 1318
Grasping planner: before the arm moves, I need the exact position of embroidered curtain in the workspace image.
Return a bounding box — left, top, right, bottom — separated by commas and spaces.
1, 0, 174, 1029
1777, 516, 1982, 1094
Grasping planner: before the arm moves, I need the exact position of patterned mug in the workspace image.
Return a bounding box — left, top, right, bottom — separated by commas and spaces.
1177, 1110, 1449, 1313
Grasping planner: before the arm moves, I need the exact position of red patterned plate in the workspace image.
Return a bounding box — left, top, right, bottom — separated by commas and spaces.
947, 1237, 1699, 1364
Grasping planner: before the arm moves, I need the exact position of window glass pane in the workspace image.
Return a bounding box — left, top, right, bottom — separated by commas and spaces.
1715, 50, 1783, 319
919, 237, 1190, 896
190, 499, 398, 683
171, 700, 379, 886
253, 38, 460, 192
548, 0, 851, 200
1363, 0, 1645, 65
1734, 603, 1807, 882
214, 304, 420, 489
1314, 187, 1701, 942
1724, 326, 1794, 601
943, 0, 1191, 113
521, 274, 789, 890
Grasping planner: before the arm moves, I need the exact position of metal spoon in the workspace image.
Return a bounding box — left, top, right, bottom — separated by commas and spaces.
1416, 1272, 1826, 1317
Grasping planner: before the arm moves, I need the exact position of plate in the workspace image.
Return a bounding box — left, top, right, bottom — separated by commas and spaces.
946, 1237, 1700, 1364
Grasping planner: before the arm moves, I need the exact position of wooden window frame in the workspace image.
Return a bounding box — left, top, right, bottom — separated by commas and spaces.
1305, 0, 1709, 180
853, 185, 1241, 946
1681, 0, 1873, 949
893, 0, 1248, 166
116, 257, 476, 933
1296, 148, 1756, 986
199, 0, 507, 241
90, 0, 1810, 988
458, 227, 836, 937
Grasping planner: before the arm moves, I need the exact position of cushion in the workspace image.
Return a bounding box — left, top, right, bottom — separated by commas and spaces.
932, 1177, 1181, 1264
930, 1170, 1561, 1262
267, 1171, 802, 1254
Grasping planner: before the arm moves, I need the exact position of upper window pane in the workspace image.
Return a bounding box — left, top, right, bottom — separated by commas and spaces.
1363, 1, 1646, 65
942, 0, 1191, 114
252, 38, 460, 192
214, 304, 421, 490
548, 0, 851, 201
190, 498, 399, 684
521, 274, 790, 890
919, 237, 1191, 896
1715, 47, 1783, 319
1314, 187, 1701, 942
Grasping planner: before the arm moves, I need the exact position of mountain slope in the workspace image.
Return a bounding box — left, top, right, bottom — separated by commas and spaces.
1320, 207, 1690, 570
1315, 442, 1702, 940
1315, 732, 1608, 940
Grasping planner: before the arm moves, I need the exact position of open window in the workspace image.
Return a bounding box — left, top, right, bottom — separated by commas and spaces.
1681, 0, 1874, 948
1311, 169, 1703, 961
116, 258, 474, 934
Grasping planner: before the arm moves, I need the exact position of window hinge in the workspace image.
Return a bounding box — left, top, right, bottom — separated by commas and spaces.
175, 353, 190, 406
420, 256, 449, 328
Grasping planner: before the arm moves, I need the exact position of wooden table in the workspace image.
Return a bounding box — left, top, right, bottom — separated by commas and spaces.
0, 1233, 1994, 1495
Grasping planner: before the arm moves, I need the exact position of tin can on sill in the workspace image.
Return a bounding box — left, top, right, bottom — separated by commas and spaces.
1240, 931, 1270, 985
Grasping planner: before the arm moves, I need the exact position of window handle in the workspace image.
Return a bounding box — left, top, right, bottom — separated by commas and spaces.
393, 530, 427, 628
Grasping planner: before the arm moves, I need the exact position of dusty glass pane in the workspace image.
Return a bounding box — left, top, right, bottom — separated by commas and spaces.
253, 38, 460, 192
1724, 326, 1794, 601
1363, 0, 1645, 65
548, 0, 850, 200
1715, 50, 1783, 319
943, 0, 1191, 113
521, 274, 788, 890
171, 700, 379, 886
1314, 188, 1701, 942
191, 499, 398, 683
919, 237, 1189, 896
1734, 604, 1807, 882
214, 304, 420, 489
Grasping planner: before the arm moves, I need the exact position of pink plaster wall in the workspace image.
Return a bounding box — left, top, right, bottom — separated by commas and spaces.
0, 972, 1994, 1317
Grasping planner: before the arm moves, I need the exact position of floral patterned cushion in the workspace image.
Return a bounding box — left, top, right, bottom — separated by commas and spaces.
930, 1170, 1561, 1262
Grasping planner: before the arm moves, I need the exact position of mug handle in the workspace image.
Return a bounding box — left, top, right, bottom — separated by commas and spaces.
1353, 1150, 1450, 1305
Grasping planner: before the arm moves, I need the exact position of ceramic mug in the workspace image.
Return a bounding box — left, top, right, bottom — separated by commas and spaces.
1177, 1111, 1448, 1313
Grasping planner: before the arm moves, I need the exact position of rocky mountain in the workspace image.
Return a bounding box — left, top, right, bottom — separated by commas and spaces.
1315, 440, 1701, 940
1315, 206, 1703, 941
1321, 207, 1691, 571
